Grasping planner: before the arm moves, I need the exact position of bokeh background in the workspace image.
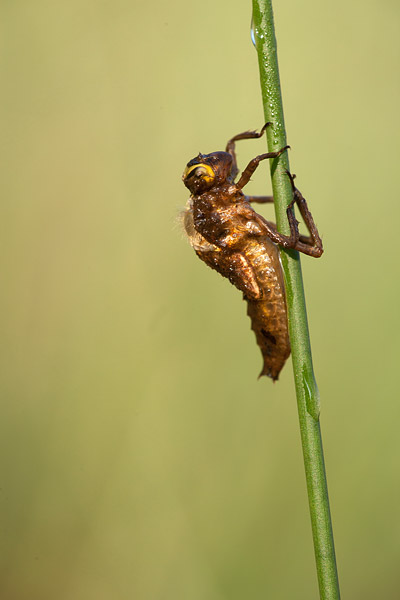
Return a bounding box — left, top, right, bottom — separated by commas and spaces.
1, 1, 400, 598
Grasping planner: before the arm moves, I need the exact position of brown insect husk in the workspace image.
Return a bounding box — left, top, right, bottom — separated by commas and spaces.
181, 125, 323, 380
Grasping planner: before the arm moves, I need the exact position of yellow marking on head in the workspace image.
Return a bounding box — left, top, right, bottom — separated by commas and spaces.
184, 163, 215, 183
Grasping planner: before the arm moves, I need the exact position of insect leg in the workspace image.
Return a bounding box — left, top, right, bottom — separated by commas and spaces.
236, 199, 299, 249
285, 171, 324, 258
245, 195, 274, 204
225, 122, 271, 179
267, 219, 313, 244
253, 213, 300, 249
235, 146, 289, 190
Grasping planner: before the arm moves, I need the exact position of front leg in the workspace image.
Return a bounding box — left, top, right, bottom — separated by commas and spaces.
225, 122, 271, 180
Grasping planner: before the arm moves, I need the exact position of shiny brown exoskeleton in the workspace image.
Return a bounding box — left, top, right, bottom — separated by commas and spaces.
182, 124, 323, 380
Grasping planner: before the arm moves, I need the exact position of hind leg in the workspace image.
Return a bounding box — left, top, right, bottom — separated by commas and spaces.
285, 171, 323, 257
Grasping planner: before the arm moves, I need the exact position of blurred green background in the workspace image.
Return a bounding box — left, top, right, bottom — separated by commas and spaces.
1, 1, 400, 598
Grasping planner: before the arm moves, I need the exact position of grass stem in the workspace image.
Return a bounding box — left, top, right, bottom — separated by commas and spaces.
251, 2, 341, 597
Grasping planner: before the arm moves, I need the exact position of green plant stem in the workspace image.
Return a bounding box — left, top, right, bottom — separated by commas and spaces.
251, 2, 340, 598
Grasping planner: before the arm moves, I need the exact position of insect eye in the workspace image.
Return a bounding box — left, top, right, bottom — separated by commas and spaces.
184, 163, 215, 184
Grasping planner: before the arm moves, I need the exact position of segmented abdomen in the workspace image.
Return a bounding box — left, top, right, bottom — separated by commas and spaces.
243, 238, 290, 380
182, 203, 290, 380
